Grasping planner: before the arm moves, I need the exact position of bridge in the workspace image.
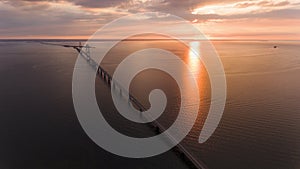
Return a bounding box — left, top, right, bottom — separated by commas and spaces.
41, 41, 208, 169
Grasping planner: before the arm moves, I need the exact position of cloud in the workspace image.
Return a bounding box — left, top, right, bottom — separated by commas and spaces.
0, 0, 299, 39
235, 0, 290, 8
71, 0, 125, 8
191, 0, 295, 16
0, 0, 125, 38
195, 8, 300, 21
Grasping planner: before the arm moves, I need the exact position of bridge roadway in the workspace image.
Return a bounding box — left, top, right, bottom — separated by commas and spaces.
67, 44, 208, 169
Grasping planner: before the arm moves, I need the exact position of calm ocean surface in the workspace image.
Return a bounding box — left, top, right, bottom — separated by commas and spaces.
0, 40, 299, 169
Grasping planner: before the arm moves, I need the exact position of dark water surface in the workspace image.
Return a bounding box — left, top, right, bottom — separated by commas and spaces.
0, 40, 299, 169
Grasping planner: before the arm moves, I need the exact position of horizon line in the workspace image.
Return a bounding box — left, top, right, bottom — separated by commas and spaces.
1, 38, 300, 41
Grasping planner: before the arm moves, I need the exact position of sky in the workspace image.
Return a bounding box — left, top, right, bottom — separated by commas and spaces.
0, 0, 299, 40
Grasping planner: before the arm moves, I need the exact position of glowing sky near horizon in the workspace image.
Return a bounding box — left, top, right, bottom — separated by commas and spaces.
0, 0, 299, 39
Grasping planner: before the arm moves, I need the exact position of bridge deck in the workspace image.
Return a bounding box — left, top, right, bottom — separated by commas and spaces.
71, 45, 207, 169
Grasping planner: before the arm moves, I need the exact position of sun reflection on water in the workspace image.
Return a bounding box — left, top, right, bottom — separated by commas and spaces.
187, 41, 201, 75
